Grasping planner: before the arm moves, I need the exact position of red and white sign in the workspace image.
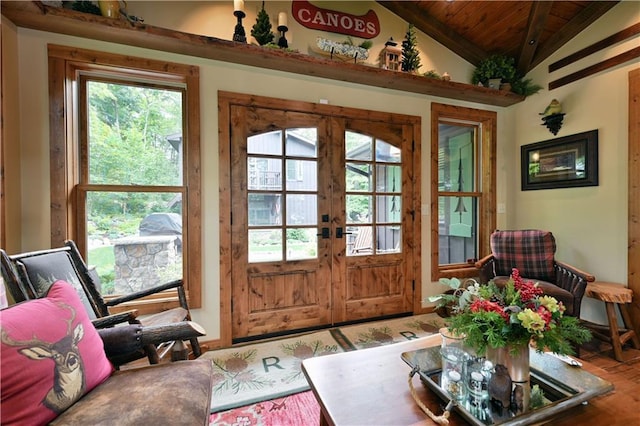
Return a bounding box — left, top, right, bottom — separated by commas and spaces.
292, 1, 380, 39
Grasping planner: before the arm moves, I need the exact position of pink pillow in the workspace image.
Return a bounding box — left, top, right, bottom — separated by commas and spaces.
1, 280, 114, 425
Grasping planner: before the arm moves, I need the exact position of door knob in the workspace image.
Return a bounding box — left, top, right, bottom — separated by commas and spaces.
317, 227, 330, 239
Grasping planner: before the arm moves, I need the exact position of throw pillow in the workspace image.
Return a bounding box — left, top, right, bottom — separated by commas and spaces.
1, 280, 114, 425
491, 229, 556, 281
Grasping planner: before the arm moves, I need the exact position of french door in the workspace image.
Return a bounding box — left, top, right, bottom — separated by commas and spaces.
225, 94, 419, 340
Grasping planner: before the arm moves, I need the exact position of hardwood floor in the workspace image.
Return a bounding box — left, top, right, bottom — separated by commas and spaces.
579, 338, 640, 386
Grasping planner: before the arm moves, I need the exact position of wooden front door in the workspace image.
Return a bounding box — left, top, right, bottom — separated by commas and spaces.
228, 96, 418, 340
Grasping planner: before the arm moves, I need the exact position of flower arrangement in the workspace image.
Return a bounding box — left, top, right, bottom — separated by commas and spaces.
435, 269, 591, 356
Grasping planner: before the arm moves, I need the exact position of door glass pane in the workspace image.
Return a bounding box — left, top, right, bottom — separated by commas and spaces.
346, 163, 372, 191
248, 130, 282, 155
346, 131, 372, 160
85, 191, 182, 296
286, 159, 317, 190
249, 229, 283, 262
286, 194, 317, 226
87, 81, 182, 186
347, 226, 373, 255
376, 195, 401, 223
438, 196, 477, 265
376, 140, 401, 162
375, 165, 401, 192
377, 225, 401, 253
248, 157, 282, 190
286, 228, 317, 260
346, 195, 372, 224
286, 128, 317, 157
248, 194, 282, 226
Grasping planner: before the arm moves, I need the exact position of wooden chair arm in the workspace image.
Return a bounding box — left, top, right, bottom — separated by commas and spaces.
474, 254, 495, 284
91, 310, 139, 328
554, 260, 595, 282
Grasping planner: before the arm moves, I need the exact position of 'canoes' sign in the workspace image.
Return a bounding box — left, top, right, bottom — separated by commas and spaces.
292, 1, 380, 39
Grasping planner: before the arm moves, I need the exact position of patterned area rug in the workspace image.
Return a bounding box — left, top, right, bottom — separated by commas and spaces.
204, 313, 445, 414
331, 313, 446, 350
202, 330, 342, 413
209, 390, 319, 426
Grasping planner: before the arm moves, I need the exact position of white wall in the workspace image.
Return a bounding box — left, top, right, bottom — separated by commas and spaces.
4, 1, 635, 337
510, 1, 640, 324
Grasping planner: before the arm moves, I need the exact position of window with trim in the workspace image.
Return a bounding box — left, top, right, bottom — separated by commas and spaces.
48, 45, 201, 312
431, 103, 496, 280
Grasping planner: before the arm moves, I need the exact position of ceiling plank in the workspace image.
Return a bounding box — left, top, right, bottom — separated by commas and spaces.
517, 1, 553, 74
531, 1, 620, 70
377, 1, 488, 65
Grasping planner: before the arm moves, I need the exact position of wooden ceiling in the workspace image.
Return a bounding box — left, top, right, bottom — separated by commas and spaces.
377, 1, 619, 74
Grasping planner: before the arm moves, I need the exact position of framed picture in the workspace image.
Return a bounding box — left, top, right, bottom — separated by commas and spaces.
521, 130, 598, 191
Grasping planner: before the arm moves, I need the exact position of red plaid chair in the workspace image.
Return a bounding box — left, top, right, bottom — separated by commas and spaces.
475, 230, 595, 318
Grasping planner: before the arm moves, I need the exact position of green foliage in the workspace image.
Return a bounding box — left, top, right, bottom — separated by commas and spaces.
251, 4, 274, 46
423, 70, 441, 79
471, 54, 516, 86
510, 77, 543, 96
401, 24, 421, 72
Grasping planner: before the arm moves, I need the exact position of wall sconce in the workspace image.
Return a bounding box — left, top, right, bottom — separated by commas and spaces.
277, 12, 289, 48
232, 0, 247, 43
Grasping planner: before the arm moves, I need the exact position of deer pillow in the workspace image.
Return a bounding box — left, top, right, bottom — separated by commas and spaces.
0, 280, 114, 425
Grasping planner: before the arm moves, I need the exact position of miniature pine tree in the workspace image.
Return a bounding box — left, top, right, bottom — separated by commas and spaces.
401, 24, 422, 73
251, 2, 274, 46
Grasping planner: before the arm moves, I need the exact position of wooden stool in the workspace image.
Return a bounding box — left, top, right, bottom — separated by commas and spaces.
585, 282, 640, 361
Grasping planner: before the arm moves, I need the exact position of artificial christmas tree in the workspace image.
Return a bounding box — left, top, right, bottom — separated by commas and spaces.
401, 24, 421, 73
251, 2, 274, 46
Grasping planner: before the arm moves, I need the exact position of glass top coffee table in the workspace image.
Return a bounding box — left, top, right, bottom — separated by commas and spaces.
401, 346, 614, 426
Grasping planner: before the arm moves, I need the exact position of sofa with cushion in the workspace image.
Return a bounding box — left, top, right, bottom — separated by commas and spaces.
0, 280, 213, 425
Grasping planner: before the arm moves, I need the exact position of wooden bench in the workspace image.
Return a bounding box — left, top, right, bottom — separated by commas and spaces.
584, 281, 640, 361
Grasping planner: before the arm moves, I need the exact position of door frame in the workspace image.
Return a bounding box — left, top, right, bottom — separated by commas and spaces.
218, 91, 422, 346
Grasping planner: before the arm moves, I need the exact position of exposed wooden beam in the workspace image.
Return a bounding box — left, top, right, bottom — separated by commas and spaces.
549, 22, 640, 72
377, 1, 488, 65
517, 1, 553, 74
548, 46, 640, 90
531, 1, 620, 70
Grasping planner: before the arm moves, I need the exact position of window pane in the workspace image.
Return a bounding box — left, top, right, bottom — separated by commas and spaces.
377, 225, 401, 253
248, 194, 282, 226
87, 81, 182, 186
346, 163, 372, 191
376, 165, 401, 192
286, 194, 317, 225
438, 126, 475, 192
249, 229, 282, 262
346, 131, 372, 160
286, 128, 317, 157
376, 140, 401, 163
85, 191, 182, 296
248, 130, 282, 155
346, 195, 372, 224
248, 157, 282, 190
286, 228, 317, 260
438, 196, 477, 265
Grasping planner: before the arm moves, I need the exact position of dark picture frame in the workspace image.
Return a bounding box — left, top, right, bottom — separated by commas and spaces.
521, 130, 598, 191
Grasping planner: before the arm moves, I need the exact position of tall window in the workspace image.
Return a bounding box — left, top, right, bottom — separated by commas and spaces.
48, 45, 201, 312
431, 103, 496, 280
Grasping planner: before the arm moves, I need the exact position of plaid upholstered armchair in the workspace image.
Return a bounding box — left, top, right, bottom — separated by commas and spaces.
475, 229, 595, 318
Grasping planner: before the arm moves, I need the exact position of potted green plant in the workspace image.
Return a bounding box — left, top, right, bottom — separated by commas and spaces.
471, 54, 516, 89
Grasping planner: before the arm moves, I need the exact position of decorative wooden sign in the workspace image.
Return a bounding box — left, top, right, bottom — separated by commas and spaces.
292, 0, 380, 39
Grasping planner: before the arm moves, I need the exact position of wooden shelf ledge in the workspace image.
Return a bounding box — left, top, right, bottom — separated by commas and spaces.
1, 1, 525, 107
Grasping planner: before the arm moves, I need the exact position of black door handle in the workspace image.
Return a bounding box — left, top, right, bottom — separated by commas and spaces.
335, 227, 352, 239
316, 227, 330, 239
